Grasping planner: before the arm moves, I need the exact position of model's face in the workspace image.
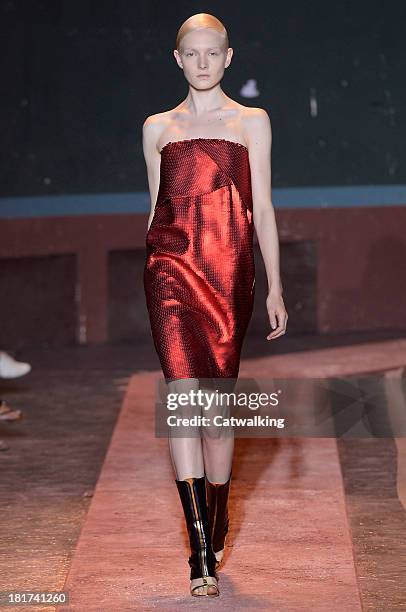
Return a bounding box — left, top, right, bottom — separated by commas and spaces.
174, 28, 233, 89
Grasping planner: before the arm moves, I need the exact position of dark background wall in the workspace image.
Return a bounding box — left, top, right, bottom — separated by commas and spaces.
0, 0, 404, 198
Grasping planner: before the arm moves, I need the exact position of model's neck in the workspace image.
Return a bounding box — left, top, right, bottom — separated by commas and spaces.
183, 85, 228, 116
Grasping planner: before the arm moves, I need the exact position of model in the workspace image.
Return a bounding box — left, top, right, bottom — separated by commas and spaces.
143, 13, 288, 598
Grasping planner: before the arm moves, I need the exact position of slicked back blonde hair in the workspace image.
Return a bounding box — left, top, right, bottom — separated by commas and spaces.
176, 13, 229, 51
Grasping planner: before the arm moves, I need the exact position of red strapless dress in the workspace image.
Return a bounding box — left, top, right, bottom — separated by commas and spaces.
143, 138, 255, 381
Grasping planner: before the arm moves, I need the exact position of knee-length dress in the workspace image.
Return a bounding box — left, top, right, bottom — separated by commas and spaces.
143, 138, 255, 381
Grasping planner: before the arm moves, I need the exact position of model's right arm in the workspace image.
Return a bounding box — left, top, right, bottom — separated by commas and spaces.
142, 116, 162, 232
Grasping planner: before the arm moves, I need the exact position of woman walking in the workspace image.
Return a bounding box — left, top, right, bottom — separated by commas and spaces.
143, 13, 287, 597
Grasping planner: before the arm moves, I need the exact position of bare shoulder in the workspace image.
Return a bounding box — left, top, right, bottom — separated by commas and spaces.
241, 106, 271, 131
142, 112, 166, 144
143, 108, 180, 152
240, 107, 272, 151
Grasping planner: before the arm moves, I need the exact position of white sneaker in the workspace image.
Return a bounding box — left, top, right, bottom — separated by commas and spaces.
0, 352, 31, 378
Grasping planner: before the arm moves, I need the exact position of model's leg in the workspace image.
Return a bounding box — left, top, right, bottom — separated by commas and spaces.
167, 377, 218, 597
200, 383, 234, 482
200, 383, 234, 568
202, 441, 233, 570
167, 377, 204, 480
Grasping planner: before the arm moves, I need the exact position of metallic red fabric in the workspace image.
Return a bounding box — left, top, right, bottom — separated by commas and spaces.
144, 138, 255, 381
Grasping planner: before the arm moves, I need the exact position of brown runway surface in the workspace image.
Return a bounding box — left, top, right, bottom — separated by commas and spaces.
1, 335, 406, 610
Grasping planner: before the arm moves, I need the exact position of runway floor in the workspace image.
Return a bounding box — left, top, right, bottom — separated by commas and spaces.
1, 334, 405, 610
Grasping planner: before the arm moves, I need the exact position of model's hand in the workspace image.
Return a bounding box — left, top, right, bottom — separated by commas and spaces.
266, 290, 288, 340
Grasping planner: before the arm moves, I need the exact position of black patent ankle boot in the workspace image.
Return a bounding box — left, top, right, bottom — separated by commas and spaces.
175, 476, 219, 596
206, 472, 232, 567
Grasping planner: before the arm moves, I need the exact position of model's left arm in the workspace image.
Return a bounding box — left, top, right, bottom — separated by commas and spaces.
245, 108, 288, 340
